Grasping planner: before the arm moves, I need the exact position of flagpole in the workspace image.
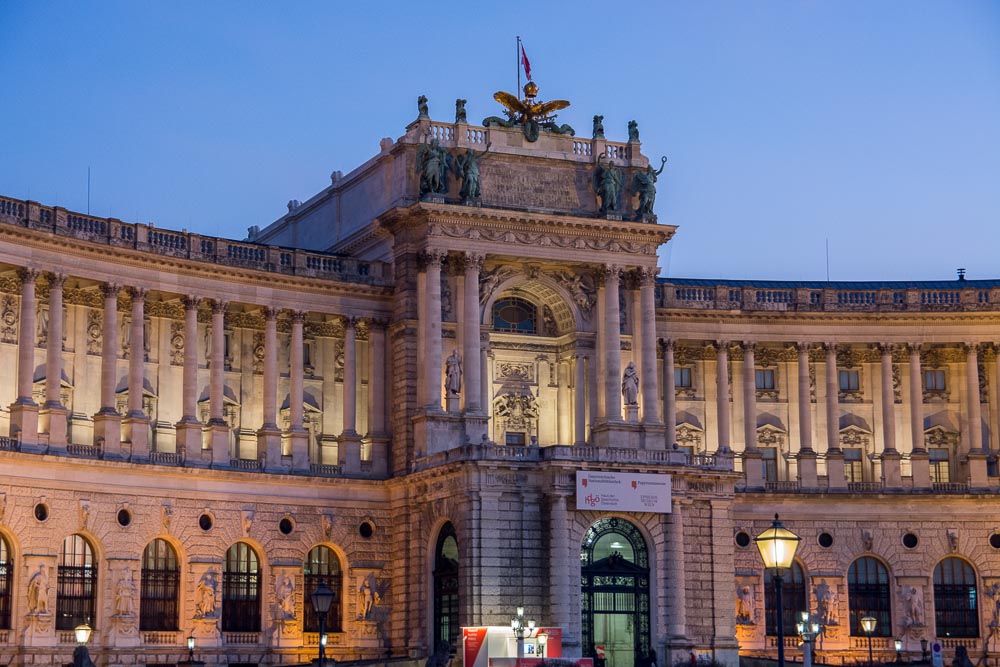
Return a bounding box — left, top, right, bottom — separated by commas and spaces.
516, 36, 521, 99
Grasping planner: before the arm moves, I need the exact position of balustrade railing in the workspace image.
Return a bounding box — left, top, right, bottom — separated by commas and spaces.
310, 463, 341, 476
67, 443, 102, 459
143, 631, 179, 645
0, 436, 19, 452
224, 632, 261, 645
149, 451, 182, 465
932, 482, 969, 494
230, 458, 262, 471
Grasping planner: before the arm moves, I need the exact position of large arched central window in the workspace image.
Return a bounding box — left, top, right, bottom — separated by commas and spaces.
492, 297, 536, 334
223, 543, 261, 632
849, 557, 891, 636
141, 539, 179, 631
433, 523, 459, 649
57, 535, 97, 630
0, 535, 11, 630
765, 562, 806, 636
934, 557, 978, 638
304, 545, 342, 633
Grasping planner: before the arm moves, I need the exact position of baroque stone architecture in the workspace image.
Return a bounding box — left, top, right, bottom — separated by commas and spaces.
0, 97, 999, 667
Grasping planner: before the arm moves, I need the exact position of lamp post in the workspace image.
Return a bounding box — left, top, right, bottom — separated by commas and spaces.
860, 615, 877, 667
311, 581, 337, 667
920, 639, 929, 662
73, 623, 93, 667
895, 638, 903, 663
538, 632, 548, 658
511, 606, 535, 667
187, 634, 196, 662
796, 612, 821, 667
755, 514, 801, 667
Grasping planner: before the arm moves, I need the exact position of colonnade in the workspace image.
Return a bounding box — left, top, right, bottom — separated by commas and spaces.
6, 270, 389, 475
657, 340, 1000, 489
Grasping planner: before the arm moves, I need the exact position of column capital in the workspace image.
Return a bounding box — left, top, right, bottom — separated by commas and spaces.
823, 341, 838, 354
211, 299, 228, 315
126, 286, 148, 302
100, 283, 122, 299
182, 295, 202, 310
740, 341, 756, 353
658, 337, 675, 352
289, 310, 307, 324
638, 266, 659, 287
463, 252, 486, 270
365, 316, 388, 331
17, 267, 40, 284
47, 272, 68, 289
876, 343, 893, 357
343, 315, 359, 331
599, 264, 623, 283
713, 339, 731, 352
907, 343, 923, 356
417, 249, 447, 270
962, 342, 981, 356
795, 342, 813, 354
261, 306, 280, 321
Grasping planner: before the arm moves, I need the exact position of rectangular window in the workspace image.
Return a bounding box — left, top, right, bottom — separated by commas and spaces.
505, 433, 526, 446
839, 370, 860, 391
756, 369, 775, 390
674, 367, 692, 388
929, 448, 950, 483
925, 370, 946, 392
844, 448, 864, 483
761, 448, 778, 482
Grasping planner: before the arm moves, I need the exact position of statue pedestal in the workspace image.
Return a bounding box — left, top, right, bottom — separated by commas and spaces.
353, 620, 383, 648
109, 614, 140, 647
625, 405, 639, 423
422, 194, 445, 204
192, 616, 222, 647
460, 198, 482, 207
271, 618, 302, 648
413, 411, 464, 457
23, 613, 55, 646
604, 213, 623, 221
445, 395, 460, 414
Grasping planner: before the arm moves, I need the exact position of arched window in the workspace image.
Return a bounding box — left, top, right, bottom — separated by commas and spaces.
57, 535, 97, 630
141, 539, 179, 631
433, 523, 459, 649
848, 557, 891, 636
223, 543, 261, 632
304, 545, 342, 633
0, 535, 11, 629
492, 297, 536, 334
764, 562, 806, 636
934, 558, 978, 638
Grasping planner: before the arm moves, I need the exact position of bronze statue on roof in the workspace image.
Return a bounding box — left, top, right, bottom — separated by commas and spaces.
483, 81, 575, 142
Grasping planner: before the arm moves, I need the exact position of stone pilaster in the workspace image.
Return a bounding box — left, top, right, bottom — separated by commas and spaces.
741, 342, 763, 490
908, 344, 931, 490
715, 340, 731, 453
10, 268, 40, 449
123, 287, 150, 461
94, 283, 123, 458
796, 343, 818, 489
176, 296, 203, 460
462, 253, 484, 413
825, 343, 846, 490
602, 265, 622, 422
367, 318, 389, 477
574, 353, 587, 445
39, 273, 68, 450
879, 344, 901, 488
638, 268, 660, 424
661, 339, 676, 448
340, 316, 362, 474
258, 306, 283, 470
422, 250, 446, 411
964, 343, 988, 486
288, 311, 310, 473
208, 300, 230, 467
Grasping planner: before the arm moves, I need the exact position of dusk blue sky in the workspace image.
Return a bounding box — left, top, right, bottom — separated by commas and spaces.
2, 2, 998, 281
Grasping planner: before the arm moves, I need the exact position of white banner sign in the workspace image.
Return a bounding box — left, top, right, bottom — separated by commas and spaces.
575, 471, 672, 513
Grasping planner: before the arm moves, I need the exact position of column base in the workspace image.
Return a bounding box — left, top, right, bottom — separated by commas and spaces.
742, 451, 765, 490
175, 421, 204, 464
910, 450, 931, 490
965, 451, 989, 488
640, 424, 665, 450
257, 426, 283, 471
339, 432, 363, 475
591, 420, 642, 448
797, 450, 819, 489
289, 428, 310, 473
209, 424, 231, 467
39, 405, 69, 453
123, 415, 151, 462
826, 450, 847, 490
93, 413, 123, 459
462, 415, 489, 448
368, 435, 390, 477
881, 450, 902, 489
9, 401, 40, 451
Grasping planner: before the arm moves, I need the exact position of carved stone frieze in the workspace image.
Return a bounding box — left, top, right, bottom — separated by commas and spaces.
86, 310, 102, 355
433, 223, 657, 255
1, 294, 18, 344
496, 362, 534, 383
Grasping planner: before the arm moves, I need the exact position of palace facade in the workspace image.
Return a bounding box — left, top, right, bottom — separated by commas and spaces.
0, 99, 999, 667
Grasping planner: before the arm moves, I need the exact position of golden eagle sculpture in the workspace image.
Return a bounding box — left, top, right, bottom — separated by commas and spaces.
483, 82, 575, 142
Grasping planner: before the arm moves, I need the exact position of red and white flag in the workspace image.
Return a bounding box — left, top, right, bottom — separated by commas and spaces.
520, 43, 532, 81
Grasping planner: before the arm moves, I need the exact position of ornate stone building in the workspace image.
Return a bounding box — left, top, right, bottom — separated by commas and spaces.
0, 95, 998, 667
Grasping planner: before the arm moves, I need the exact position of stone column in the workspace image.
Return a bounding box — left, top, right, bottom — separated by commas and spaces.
715, 341, 731, 452
909, 344, 930, 489
602, 265, 623, 422
38, 273, 69, 449
741, 342, 763, 489
258, 307, 283, 469
208, 300, 230, 467
574, 354, 587, 445
879, 345, 902, 488
557, 360, 571, 444
965, 343, 989, 486
638, 268, 660, 424
423, 251, 446, 411
10, 269, 40, 448
825, 343, 846, 490
340, 316, 362, 474
288, 311, 310, 472
122, 287, 150, 460
995, 344, 1000, 456
666, 500, 689, 643
796, 343, 818, 488
480, 338, 491, 423
176, 296, 203, 459
367, 318, 389, 476
547, 492, 572, 634
93, 284, 122, 457
661, 339, 676, 448
463, 253, 484, 413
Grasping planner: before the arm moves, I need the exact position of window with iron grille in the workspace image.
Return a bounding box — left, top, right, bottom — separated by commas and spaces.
0, 535, 10, 629
934, 558, 978, 638
57, 534, 97, 630
434, 523, 459, 649
848, 557, 892, 636
304, 545, 342, 632
141, 539, 179, 631
764, 562, 805, 636
223, 543, 261, 632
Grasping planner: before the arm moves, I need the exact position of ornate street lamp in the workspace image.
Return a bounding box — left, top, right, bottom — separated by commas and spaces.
894, 638, 903, 663
511, 606, 535, 667
796, 612, 821, 667
187, 633, 196, 662
755, 514, 801, 667
73, 623, 94, 667
538, 632, 548, 658
311, 581, 337, 667
860, 615, 877, 667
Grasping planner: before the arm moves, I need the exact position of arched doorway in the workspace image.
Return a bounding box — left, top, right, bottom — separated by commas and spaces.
433, 522, 459, 650
581, 518, 651, 667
